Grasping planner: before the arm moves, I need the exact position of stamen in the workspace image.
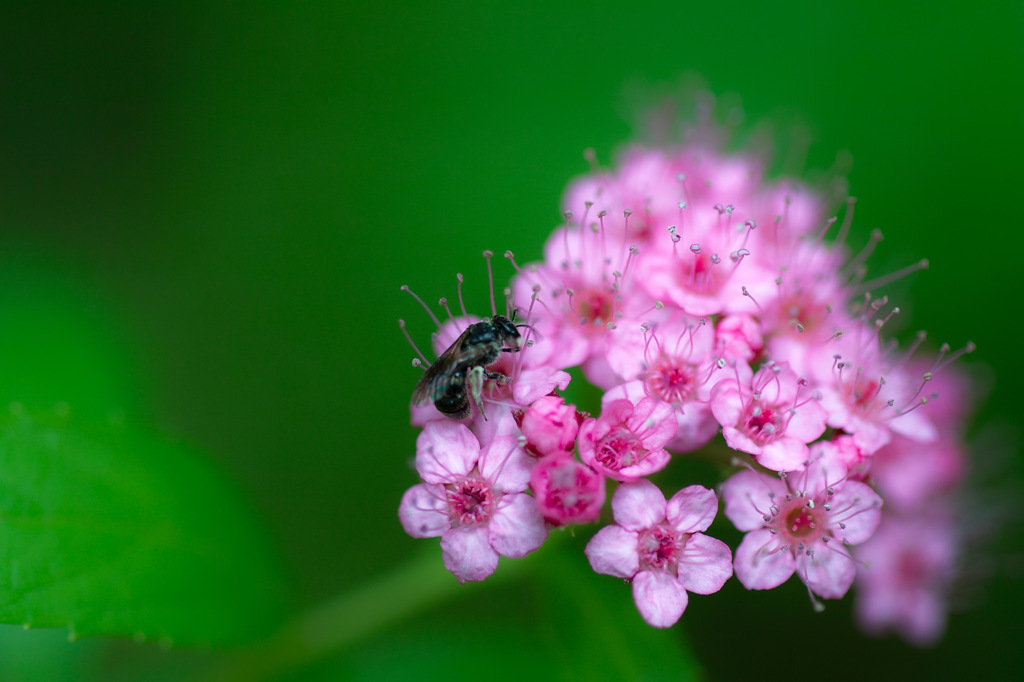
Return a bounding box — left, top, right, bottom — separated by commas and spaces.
855, 258, 929, 296
456, 274, 468, 317
741, 285, 763, 313
439, 297, 455, 321
836, 196, 857, 247
842, 229, 883, 282
504, 250, 524, 275
933, 341, 977, 372
398, 319, 430, 365
400, 285, 441, 327
483, 250, 497, 316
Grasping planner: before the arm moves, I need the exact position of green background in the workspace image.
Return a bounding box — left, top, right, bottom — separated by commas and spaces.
2, 2, 1022, 680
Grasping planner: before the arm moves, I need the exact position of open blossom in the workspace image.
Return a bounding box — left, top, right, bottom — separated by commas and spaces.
585, 480, 732, 627
814, 318, 938, 455
509, 214, 652, 378
578, 394, 677, 482
721, 442, 883, 600
398, 415, 547, 582
711, 360, 827, 471
854, 510, 959, 646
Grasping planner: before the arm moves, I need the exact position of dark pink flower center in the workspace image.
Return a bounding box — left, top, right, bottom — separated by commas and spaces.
849, 378, 882, 411
679, 252, 721, 295
779, 291, 826, 334
596, 426, 646, 471
574, 289, 615, 333
784, 504, 818, 538
646, 357, 696, 404
743, 403, 784, 444
638, 525, 684, 571
447, 477, 494, 527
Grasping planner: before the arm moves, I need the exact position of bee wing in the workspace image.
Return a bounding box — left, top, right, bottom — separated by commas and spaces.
411, 328, 474, 405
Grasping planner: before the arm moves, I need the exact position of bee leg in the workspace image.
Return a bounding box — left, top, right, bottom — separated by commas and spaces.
486, 370, 511, 386
467, 365, 489, 421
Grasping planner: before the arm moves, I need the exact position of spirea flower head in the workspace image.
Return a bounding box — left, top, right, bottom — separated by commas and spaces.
397, 91, 988, 643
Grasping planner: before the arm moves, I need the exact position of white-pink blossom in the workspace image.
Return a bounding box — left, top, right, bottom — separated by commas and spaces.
585, 479, 732, 627
854, 511, 958, 646
398, 415, 548, 583
711, 360, 827, 471
578, 394, 677, 482
721, 442, 883, 601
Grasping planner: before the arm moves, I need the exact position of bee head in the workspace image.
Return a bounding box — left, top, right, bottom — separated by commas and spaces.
490, 314, 522, 347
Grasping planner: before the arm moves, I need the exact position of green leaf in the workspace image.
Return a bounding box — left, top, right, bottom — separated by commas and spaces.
0, 407, 286, 646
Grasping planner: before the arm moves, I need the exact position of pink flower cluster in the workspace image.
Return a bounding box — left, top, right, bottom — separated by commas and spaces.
399, 112, 978, 638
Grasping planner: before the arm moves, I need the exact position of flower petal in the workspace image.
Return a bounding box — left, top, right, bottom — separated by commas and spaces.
398, 483, 449, 538
628, 397, 678, 451
721, 470, 786, 532
665, 485, 719, 534
829, 481, 883, 545
677, 533, 733, 595
798, 543, 855, 599
441, 526, 499, 583
479, 434, 533, 493
488, 493, 548, 558
611, 479, 667, 531
733, 528, 795, 591
632, 570, 688, 628
756, 438, 809, 472
585, 525, 640, 579
512, 367, 572, 406
416, 420, 480, 485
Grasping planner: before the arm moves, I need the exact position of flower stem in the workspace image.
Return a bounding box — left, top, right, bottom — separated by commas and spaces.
198, 548, 531, 682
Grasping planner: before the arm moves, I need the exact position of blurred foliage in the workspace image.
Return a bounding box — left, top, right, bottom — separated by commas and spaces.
0, 409, 285, 645
0, 1, 1021, 680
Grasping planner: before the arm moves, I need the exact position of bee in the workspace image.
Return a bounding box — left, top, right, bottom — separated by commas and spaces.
412, 314, 523, 420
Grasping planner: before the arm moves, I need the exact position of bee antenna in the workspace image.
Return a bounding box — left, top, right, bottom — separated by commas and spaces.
398, 319, 430, 364
483, 250, 497, 317
400, 285, 441, 327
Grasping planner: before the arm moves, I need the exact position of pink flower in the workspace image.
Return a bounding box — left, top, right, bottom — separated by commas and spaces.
721, 442, 883, 601
815, 323, 938, 455
602, 379, 720, 455
510, 218, 652, 376
715, 314, 763, 363
711, 360, 827, 471
869, 436, 966, 513
578, 394, 677, 482
562, 148, 688, 247
398, 415, 548, 582
519, 395, 580, 458
530, 455, 606, 526
854, 511, 958, 646
585, 480, 732, 627
639, 206, 774, 317
603, 314, 723, 452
